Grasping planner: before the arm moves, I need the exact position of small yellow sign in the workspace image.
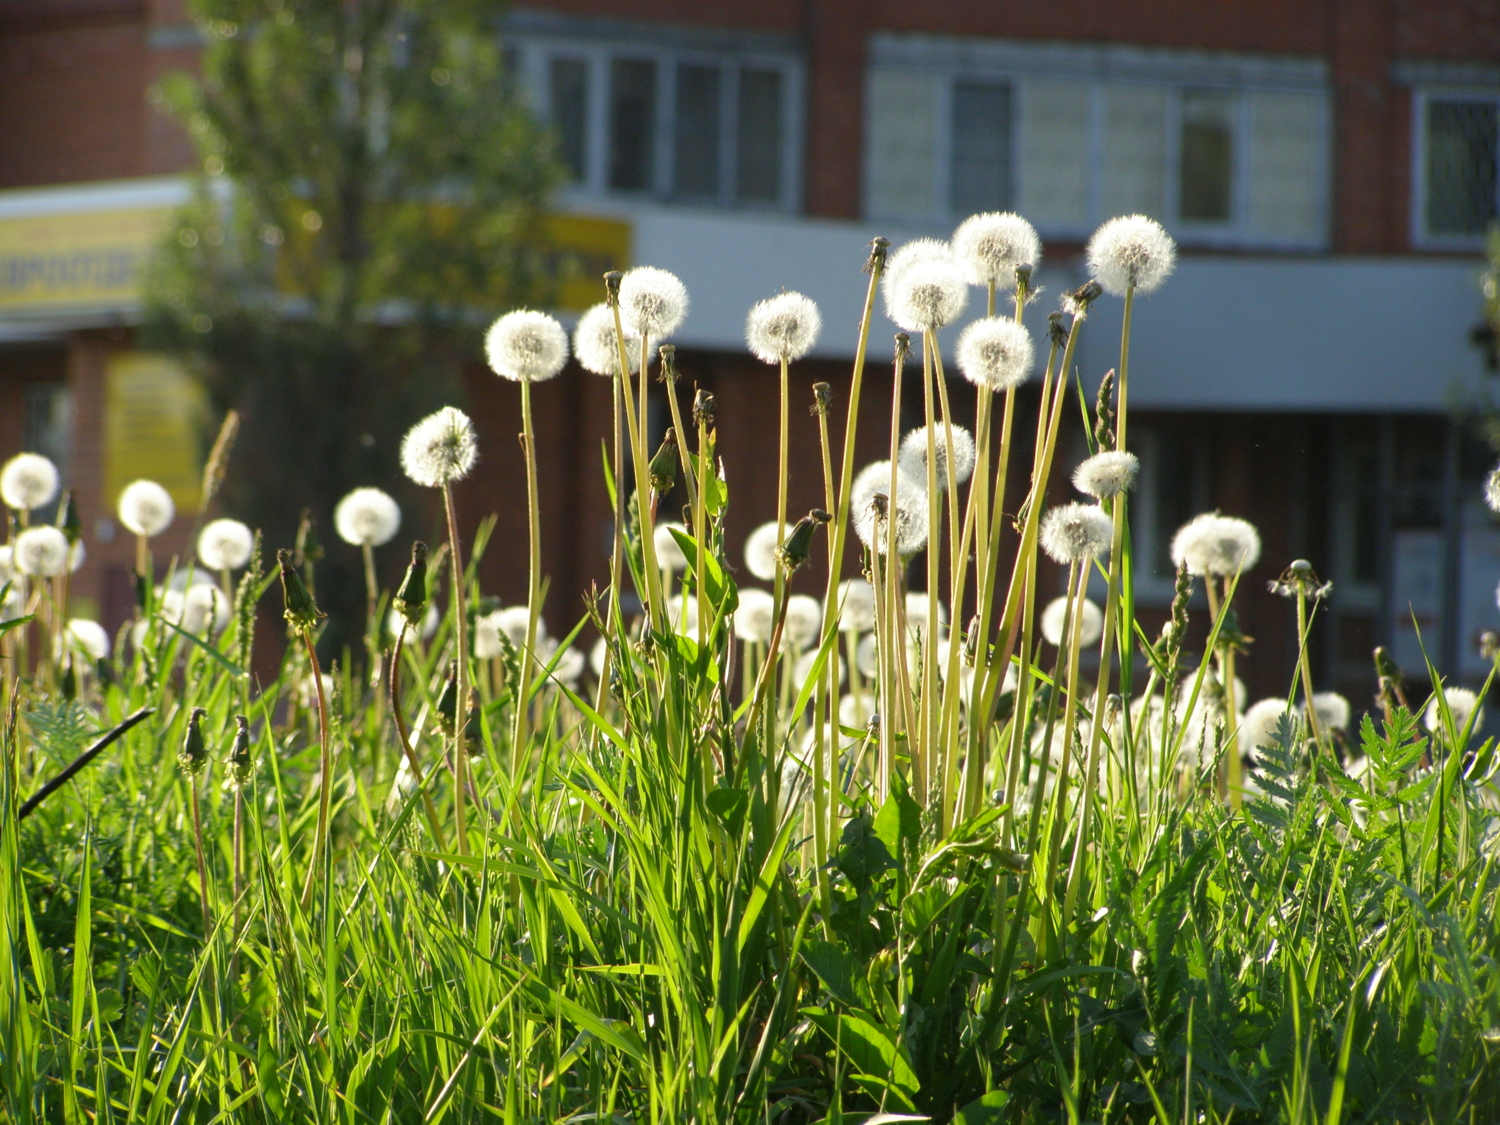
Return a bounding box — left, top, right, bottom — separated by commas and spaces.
104, 353, 206, 511
545, 214, 632, 311
0, 207, 174, 312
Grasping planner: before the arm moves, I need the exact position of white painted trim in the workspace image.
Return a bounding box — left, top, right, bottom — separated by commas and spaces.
0, 177, 191, 219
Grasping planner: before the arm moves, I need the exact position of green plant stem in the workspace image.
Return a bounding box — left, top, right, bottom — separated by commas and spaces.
190, 779, 212, 940
388, 626, 448, 850
772, 355, 791, 618
1296, 584, 1323, 751
298, 626, 333, 908
919, 330, 941, 811
662, 362, 698, 512
512, 381, 544, 804
441, 481, 469, 857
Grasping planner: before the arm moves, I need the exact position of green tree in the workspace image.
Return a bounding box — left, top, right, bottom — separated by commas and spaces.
144, 0, 558, 639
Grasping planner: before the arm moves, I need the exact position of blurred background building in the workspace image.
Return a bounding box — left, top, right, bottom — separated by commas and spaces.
2, 0, 1498, 703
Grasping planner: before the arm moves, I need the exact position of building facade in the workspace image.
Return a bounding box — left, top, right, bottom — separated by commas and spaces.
2, 0, 1498, 704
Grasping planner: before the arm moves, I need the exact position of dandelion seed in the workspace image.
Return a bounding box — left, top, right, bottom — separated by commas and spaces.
733, 587, 776, 644
1086, 214, 1177, 296
548, 645, 586, 686
1, 452, 59, 511
335, 488, 401, 547
834, 578, 875, 634
401, 407, 477, 488
484, 309, 569, 383
746, 291, 822, 363
197, 518, 254, 571
13, 526, 69, 577
66, 618, 110, 661
1039, 503, 1113, 564
495, 605, 542, 648
1310, 691, 1351, 733
951, 212, 1042, 289
899, 422, 976, 490
744, 521, 782, 582
1072, 450, 1139, 500
474, 609, 507, 660
573, 303, 643, 376
885, 250, 969, 334
904, 591, 947, 642
653, 522, 689, 572
1424, 686, 1482, 736
1170, 513, 1261, 578
784, 594, 823, 651
1240, 698, 1298, 754
1041, 596, 1103, 648
618, 266, 688, 338
118, 480, 175, 537
851, 466, 929, 557
956, 317, 1034, 392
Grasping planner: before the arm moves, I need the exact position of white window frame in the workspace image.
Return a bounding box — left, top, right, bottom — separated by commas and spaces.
1410, 86, 1500, 251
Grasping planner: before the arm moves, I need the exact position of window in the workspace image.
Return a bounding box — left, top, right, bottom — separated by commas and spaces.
1179, 89, 1235, 222
950, 82, 1012, 214
1130, 426, 1216, 603
549, 57, 589, 182
608, 58, 657, 192
737, 68, 784, 202
1416, 94, 1499, 243
674, 64, 721, 197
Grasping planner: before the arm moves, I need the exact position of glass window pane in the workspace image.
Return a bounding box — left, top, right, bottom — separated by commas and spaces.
949, 81, 1011, 214
674, 64, 721, 197
866, 68, 937, 218
1016, 80, 1090, 229
736, 68, 783, 203
1179, 89, 1234, 222
549, 57, 589, 183
1426, 100, 1497, 236
609, 58, 657, 192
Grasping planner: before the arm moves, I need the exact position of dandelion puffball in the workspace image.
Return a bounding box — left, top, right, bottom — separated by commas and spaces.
548, 645, 586, 686
474, 610, 507, 659
1240, 698, 1297, 755
485, 309, 569, 383
1039, 503, 1114, 564
898, 422, 976, 491
335, 488, 401, 547
1310, 691, 1351, 733
734, 587, 776, 644
401, 406, 477, 488
1170, 513, 1261, 578
904, 591, 947, 640
952, 212, 1042, 288
198, 518, 254, 571
389, 602, 440, 642
67, 540, 85, 573
164, 583, 230, 636
618, 266, 689, 338
118, 480, 175, 537
1072, 450, 1139, 500
851, 461, 929, 557
1086, 214, 1177, 296
1040, 596, 1103, 648
746, 291, 822, 363
14, 526, 69, 577
744, 521, 782, 582
653, 522, 689, 572
956, 317, 1034, 392
66, 618, 111, 661
784, 594, 823, 651
886, 253, 968, 333
573, 303, 643, 376
882, 238, 950, 294
834, 578, 875, 634
1424, 685, 1482, 737
1, 453, 60, 511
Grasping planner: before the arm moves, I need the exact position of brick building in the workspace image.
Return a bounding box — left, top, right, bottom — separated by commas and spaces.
2, 0, 1499, 704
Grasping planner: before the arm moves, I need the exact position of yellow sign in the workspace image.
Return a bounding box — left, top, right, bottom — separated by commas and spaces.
104, 353, 206, 511
545, 214, 632, 311
0, 206, 174, 312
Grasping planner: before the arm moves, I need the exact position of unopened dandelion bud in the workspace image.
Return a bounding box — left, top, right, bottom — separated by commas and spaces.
812, 382, 833, 416
56, 490, 81, 545
648, 428, 678, 495
777, 509, 831, 574
278, 548, 322, 630
658, 344, 678, 383
179, 707, 208, 775
228, 715, 253, 785
393, 542, 429, 626
692, 388, 716, 428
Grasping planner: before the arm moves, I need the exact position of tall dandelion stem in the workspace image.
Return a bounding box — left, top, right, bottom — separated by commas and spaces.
441, 482, 470, 855
299, 628, 333, 906
512, 381, 544, 790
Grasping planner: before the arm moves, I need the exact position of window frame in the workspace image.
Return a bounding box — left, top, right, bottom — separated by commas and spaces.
1410, 86, 1500, 251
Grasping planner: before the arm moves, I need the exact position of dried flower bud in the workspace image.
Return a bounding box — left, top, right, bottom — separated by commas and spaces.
278, 548, 322, 630
603, 270, 623, 304
1061, 280, 1102, 319
228, 715, 253, 785
777, 508, 832, 573
812, 382, 833, 416
864, 236, 890, 275
658, 344, 678, 383
692, 389, 716, 428
393, 542, 429, 626
1048, 312, 1068, 348
179, 707, 208, 775
648, 428, 678, 495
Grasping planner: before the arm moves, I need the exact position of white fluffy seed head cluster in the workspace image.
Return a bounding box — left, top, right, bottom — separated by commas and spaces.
884, 242, 969, 333
1424, 685, 1482, 737
401, 406, 477, 488
1170, 512, 1261, 577
618, 266, 688, 338
335, 487, 401, 547
1041, 596, 1103, 648
485, 309, 570, 383
573, 303, 643, 376
746, 291, 822, 363
1039, 503, 1114, 564
951, 212, 1042, 288
389, 602, 440, 642
654, 522, 689, 572
66, 618, 111, 661
744, 521, 782, 582
14, 526, 69, 577
734, 587, 776, 643
850, 460, 929, 557
1485, 464, 1500, 514
68, 540, 85, 573
1241, 698, 1297, 754
1, 453, 60, 511
1086, 214, 1177, 296
1072, 450, 1139, 500
197, 518, 254, 570
118, 480, 175, 537
835, 578, 876, 633
903, 591, 947, 640
956, 317, 1034, 392
898, 422, 976, 490
164, 583, 231, 636
784, 594, 822, 650
1310, 691, 1351, 733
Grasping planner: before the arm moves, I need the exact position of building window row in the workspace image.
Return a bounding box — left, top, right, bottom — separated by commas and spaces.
1415, 91, 1500, 246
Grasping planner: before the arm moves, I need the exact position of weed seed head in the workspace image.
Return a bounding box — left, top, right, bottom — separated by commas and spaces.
899, 422, 976, 489
14, 525, 68, 577
1172, 513, 1262, 578
1072, 450, 1139, 500
1086, 214, 1177, 296
401, 406, 477, 488
118, 479, 175, 537
956, 317, 1034, 392
733, 587, 776, 643
1425, 686, 1482, 739
835, 578, 876, 634
573, 303, 643, 376
334, 488, 401, 548
747, 291, 822, 363
1040, 503, 1113, 564
885, 248, 968, 333
1, 452, 59, 512
1041, 595, 1103, 648
486, 309, 569, 383
66, 618, 110, 661
952, 212, 1042, 288
198, 518, 255, 570
744, 521, 782, 582
618, 266, 688, 338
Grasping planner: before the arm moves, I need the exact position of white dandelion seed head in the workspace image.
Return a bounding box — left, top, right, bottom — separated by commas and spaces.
898, 422, 976, 490
1170, 513, 1261, 578
197, 518, 254, 571
1040, 503, 1114, 564
118, 480, 175, 537
0, 545, 11, 582
14, 526, 69, 577
952, 212, 1042, 288
886, 253, 969, 333
840, 690, 875, 728
474, 609, 506, 659
166, 567, 218, 593
746, 291, 822, 364
1486, 465, 1500, 514
1, 453, 60, 511
485, 309, 570, 383
784, 594, 823, 651
855, 632, 878, 679
1040, 596, 1103, 648
904, 592, 948, 641
496, 605, 543, 648
744, 521, 782, 582
851, 462, 929, 557
956, 317, 1035, 392
589, 635, 609, 679
67, 539, 85, 573
401, 406, 477, 488
1241, 698, 1298, 755
733, 587, 776, 644
66, 618, 110, 661
1086, 214, 1177, 296
1424, 686, 1483, 736
1310, 691, 1351, 733
792, 647, 844, 693
667, 593, 700, 635
549, 645, 586, 686
573, 303, 643, 377
882, 238, 951, 292
1073, 451, 1139, 500
388, 602, 440, 643
335, 488, 401, 547
164, 583, 230, 636
618, 266, 689, 338
653, 521, 689, 572
834, 578, 875, 634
